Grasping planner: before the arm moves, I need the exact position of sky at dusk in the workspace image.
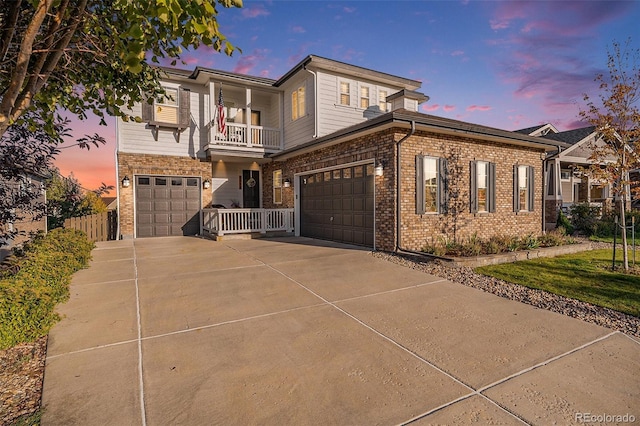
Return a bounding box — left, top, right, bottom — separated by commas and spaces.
54, 0, 640, 190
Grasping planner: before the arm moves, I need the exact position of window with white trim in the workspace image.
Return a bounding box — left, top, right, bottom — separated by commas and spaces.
273, 169, 283, 204
155, 87, 179, 124
141, 86, 190, 128
470, 160, 496, 213
360, 86, 370, 109
514, 165, 534, 212
416, 156, 447, 214
339, 81, 350, 106
291, 86, 305, 121
378, 90, 388, 112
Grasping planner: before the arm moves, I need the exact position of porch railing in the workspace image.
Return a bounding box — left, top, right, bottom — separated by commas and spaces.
212, 123, 281, 150
201, 208, 294, 237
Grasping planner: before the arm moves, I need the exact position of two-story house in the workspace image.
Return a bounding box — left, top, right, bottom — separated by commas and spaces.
116, 55, 565, 251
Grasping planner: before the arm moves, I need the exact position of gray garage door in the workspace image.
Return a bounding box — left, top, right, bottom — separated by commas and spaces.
135, 175, 201, 237
300, 164, 374, 247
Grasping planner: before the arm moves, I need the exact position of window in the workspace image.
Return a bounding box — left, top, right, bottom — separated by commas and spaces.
416, 156, 447, 214
470, 161, 495, 213
513, 165, 534, 212
360, 86, 370, 109
141, 86, 190, 128
378, 90, 388, 112
273, 170, 283, 204
561, 169, 571, 179
340, 81, 350, 106
291, 86, 305, 120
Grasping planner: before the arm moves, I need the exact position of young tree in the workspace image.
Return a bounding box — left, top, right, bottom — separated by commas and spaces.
580, 39, 640, 271
0, 0, 241, 139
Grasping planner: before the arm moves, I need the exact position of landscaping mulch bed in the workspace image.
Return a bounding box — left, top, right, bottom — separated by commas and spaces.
373, 241, 640, 338
0, 337, 46, 425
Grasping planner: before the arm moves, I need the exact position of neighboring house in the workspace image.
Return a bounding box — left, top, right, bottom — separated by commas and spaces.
0, 173, 47, 260
101, 196, 117, 211
116, 55, 564, 250
516, 124, 616, 230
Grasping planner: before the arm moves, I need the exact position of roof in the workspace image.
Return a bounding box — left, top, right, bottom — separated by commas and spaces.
542, 126, 596, 145
272, 109, 569, 160
159, 66, 277, 86
514, 124, 548, 135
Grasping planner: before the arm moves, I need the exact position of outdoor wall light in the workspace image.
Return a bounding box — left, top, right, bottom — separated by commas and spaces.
283, 178, 291, 188
375, 162, 384, 177
121, 176, 130, 188
203, 179, 211, 189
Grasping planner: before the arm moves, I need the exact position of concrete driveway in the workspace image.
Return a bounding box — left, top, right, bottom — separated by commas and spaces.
42, 237, 639, 425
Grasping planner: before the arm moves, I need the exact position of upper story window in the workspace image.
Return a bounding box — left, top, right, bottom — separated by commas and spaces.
141, 86, 190, 129
416, 155, 447, 214
360, 86, 370, 109
470, 160, 496, 213
340, 81, 350, 106
514, 165, 534, 212
378, 90, 388, 112
292, 85, 305, 121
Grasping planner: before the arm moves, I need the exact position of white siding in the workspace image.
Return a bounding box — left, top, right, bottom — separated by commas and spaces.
210, 161, 261, 208
281, 74, 315, 150
315, 70, 400, 137
118, 81, 209, 159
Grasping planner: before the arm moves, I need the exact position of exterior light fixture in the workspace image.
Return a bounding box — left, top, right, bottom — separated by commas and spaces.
121, 176, 130, 188
203, 179, 211, 189
375, 162, 384, 176
284, 178, 291, 188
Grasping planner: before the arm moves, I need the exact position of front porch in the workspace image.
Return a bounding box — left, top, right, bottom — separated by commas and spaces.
201, 208, 294, 239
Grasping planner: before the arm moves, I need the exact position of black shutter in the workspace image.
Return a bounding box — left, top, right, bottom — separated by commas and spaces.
513, 165, 519, 212
488, 162, 496, 213
528, 166, 535, 212
416, 155, 425, 214
179, 87, 191, 129
438, 157, 448, 214
470, 161, 477, 213
141, 97, 153, 122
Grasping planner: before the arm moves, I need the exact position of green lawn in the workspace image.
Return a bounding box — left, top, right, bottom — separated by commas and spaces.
475, 249, 640, 317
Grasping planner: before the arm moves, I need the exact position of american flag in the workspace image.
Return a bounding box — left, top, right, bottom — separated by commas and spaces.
217, 86, 226, 137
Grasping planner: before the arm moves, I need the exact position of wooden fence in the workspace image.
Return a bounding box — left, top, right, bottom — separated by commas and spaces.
64, 211, 117, 242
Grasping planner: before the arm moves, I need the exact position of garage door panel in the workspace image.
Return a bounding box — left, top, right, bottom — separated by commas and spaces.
136, 175, 201, 238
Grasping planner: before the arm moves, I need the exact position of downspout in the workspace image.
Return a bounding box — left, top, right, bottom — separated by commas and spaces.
303, 65, 318, 138
395, 120, 415, 253
115, 116, 121, 240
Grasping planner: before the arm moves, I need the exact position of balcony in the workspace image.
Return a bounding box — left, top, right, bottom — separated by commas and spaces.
208, 123, 282, 155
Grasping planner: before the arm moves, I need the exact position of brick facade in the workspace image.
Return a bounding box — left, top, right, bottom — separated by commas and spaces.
117, 153, 212, 238
263, 127, 545, 252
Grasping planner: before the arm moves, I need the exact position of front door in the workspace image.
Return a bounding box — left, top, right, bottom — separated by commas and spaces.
242, 170, 260, 208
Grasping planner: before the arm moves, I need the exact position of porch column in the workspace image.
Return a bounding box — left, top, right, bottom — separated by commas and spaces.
246, 87, 252, 147
544, 159, 563, 231
209, 80, 216, 144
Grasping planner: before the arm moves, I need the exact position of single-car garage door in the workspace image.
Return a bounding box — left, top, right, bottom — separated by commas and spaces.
135, 175, 201, 237
300, 163, 374, 247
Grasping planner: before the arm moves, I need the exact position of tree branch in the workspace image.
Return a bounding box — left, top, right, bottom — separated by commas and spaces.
0, 0, 23, 62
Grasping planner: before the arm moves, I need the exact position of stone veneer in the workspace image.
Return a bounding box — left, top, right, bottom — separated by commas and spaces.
263, 128, 545, 252
117, 153, 212, 239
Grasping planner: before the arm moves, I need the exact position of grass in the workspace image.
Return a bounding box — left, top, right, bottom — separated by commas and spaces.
475, 249, 640, 318
589, 235, 640, 246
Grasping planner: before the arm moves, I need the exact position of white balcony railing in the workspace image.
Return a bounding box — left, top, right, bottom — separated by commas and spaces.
211, 123, 281, 150
201, 208, 294, 237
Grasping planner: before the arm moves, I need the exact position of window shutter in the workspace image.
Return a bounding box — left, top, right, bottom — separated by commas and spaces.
438, 157, 448, 214
416, 155, 425, 214
179, 88, 191, 128
141, 98, 153, 122
470, 161, 477, 213
528, 166, 535, 212
488, 162, 496, 213
513, 165, 519, 212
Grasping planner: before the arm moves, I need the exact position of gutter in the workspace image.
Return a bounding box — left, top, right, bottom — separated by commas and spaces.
395, 120, 416, 253
304, 65, 319, 138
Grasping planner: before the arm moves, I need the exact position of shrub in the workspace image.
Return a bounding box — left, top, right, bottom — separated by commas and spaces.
557, 210, 574, 235
569, 203, 601, 236
0, 229, 93, 350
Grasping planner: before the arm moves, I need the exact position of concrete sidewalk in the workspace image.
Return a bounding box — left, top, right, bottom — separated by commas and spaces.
42, 237, 639, 425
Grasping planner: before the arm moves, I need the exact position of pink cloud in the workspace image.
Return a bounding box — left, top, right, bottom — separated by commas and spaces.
451, 50, 464, 57
467, 105, 492, 112
421, 104, 440, 112
343, 7, 356, 13
232, 49, 268, 75
242, 5, 270, 18
291, 26, 306, 34
443, 105, 456, 112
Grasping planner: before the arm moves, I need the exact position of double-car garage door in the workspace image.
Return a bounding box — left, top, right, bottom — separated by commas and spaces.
135, 175, 201, 237
300, 163, 374, 247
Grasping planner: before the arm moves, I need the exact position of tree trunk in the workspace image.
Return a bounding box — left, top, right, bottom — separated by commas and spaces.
620, 192, 629, 271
